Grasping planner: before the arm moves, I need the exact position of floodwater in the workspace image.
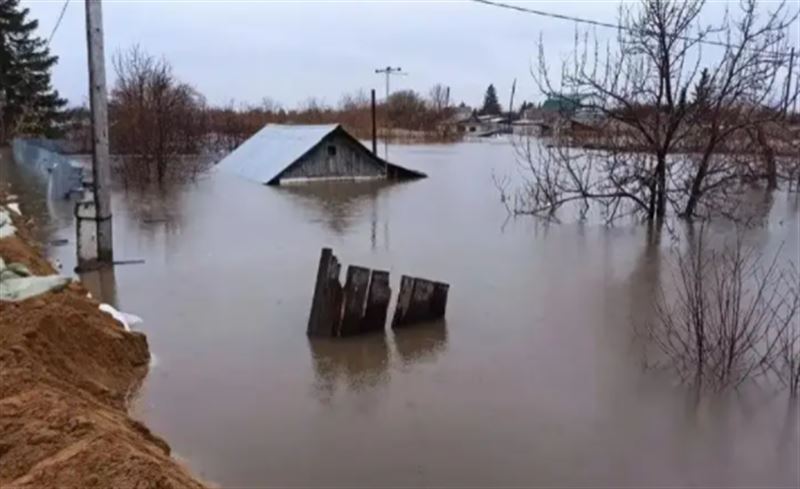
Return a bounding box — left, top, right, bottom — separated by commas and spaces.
2, 142, 799, 488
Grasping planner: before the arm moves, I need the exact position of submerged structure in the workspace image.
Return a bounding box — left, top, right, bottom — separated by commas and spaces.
216, 124, 426, 185
307, 248, 449, 338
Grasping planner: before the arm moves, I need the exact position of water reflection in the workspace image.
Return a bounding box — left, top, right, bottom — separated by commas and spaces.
80, 266, 119, 305
308, 334, 391, 404
277, 180, 395, 237
393, 321, 448, 365
120, 184, 187, 230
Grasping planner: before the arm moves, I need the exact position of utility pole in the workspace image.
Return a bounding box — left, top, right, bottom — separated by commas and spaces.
85, 0, 113, 263
374, 66, 406, 160
507, 78, 517, 134
0, 88, 6, 146
371, 89, 377, 155
784, 47, 795, 116
0, 32, 5, 145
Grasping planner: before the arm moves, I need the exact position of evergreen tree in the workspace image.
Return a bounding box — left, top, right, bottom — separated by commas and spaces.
692, 68, 712, 109
480, 84, 501, 115
0, 0, 66, 142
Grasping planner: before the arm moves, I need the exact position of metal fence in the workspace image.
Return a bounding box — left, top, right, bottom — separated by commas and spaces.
11, 138, 84, 199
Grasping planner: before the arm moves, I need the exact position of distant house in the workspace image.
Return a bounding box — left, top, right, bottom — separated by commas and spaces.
541, 94, 604, 122
453, 112, 512, 136
216, 124, 425, 185
453, 112, 483, 134
511, 119, 542, 136
450, 106, 474, 124
541, 95, 584, 115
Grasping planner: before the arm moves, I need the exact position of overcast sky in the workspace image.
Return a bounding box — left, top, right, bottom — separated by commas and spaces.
22, 0, 798, 109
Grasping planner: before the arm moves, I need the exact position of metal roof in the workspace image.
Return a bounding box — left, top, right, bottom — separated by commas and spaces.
216, 124, 341, 184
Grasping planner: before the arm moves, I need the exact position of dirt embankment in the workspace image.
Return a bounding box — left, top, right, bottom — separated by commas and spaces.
0, 193, 208, 488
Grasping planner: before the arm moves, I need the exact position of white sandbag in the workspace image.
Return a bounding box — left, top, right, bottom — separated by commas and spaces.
0, 257, 71, 301
99, 303, 143, 332
0, 273, 71, 301
0, 210, 17, 239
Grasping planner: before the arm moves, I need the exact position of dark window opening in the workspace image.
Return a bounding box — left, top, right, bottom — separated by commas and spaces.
327, 145, 337, 156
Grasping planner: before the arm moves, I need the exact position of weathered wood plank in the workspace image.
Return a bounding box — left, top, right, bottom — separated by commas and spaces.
327, 260, 343, 336
362, 270, 391, 333
409, 278, 435, 323
392, 276, 449, 328
391, 275, 416, 328
307, 248, 343, 337
339, 265, 371, 337
430, 281, 449, 318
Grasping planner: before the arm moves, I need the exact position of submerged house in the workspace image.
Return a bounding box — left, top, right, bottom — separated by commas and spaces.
216, 124, 425, 185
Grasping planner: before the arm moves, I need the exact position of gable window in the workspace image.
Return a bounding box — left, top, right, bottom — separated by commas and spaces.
327, 145, 337, 156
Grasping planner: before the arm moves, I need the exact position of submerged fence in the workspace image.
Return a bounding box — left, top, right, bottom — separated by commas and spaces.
11, 138, 84, 199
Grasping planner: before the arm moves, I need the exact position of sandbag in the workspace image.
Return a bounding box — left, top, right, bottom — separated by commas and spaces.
0, 210, 17, 239
0, 256, 71, 301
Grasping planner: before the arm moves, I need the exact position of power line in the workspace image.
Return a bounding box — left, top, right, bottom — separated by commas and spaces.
48, 0, 71, 45
471, 0, 795, 58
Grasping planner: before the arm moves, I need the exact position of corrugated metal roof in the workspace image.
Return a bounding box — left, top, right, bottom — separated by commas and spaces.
216, 124, 340, 184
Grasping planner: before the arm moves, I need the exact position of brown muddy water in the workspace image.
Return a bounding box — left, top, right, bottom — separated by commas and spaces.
3, 142, 799, 488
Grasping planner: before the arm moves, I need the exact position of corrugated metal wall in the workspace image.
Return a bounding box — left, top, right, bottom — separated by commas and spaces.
11, 139, 84, 199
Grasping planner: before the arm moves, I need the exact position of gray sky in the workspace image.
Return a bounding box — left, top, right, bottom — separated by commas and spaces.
23, 0, 796, 109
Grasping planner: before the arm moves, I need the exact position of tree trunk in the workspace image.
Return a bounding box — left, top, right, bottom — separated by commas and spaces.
647, 174, 657, 221
754, 125, 777, 190
684, 145, 715, 219
655, 153, 667, 221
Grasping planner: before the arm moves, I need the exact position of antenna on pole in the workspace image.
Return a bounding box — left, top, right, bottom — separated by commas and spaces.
374, 66, 407, 160
374, 66, 405, 100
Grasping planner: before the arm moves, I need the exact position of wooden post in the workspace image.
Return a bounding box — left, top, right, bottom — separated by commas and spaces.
371, 88, 378, 155
392, 275, 415, 328
430, 281, 449, 318
339, 265, 371, 336
85, 0, 113, 263
392, 275, 449, 328
362, 270, 391, 332
408, 278, 435, 324
307, 248, 343, 337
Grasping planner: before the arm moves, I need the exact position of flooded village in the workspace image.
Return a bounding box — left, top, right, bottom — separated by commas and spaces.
1, 0, 799, 488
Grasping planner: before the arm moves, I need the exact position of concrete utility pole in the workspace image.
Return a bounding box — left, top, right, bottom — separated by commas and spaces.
84, 0, 113, 263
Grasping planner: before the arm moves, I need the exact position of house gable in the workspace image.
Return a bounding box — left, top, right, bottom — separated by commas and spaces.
275, 128, 387, 183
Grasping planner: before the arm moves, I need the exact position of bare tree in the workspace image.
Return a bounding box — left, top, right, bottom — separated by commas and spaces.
110, 45, 207, 185
771, 268, 800, 396
511, 0, 798, 223
428, 84, 450, 113
204, 87, 462, 147
644, 229, 799, 391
